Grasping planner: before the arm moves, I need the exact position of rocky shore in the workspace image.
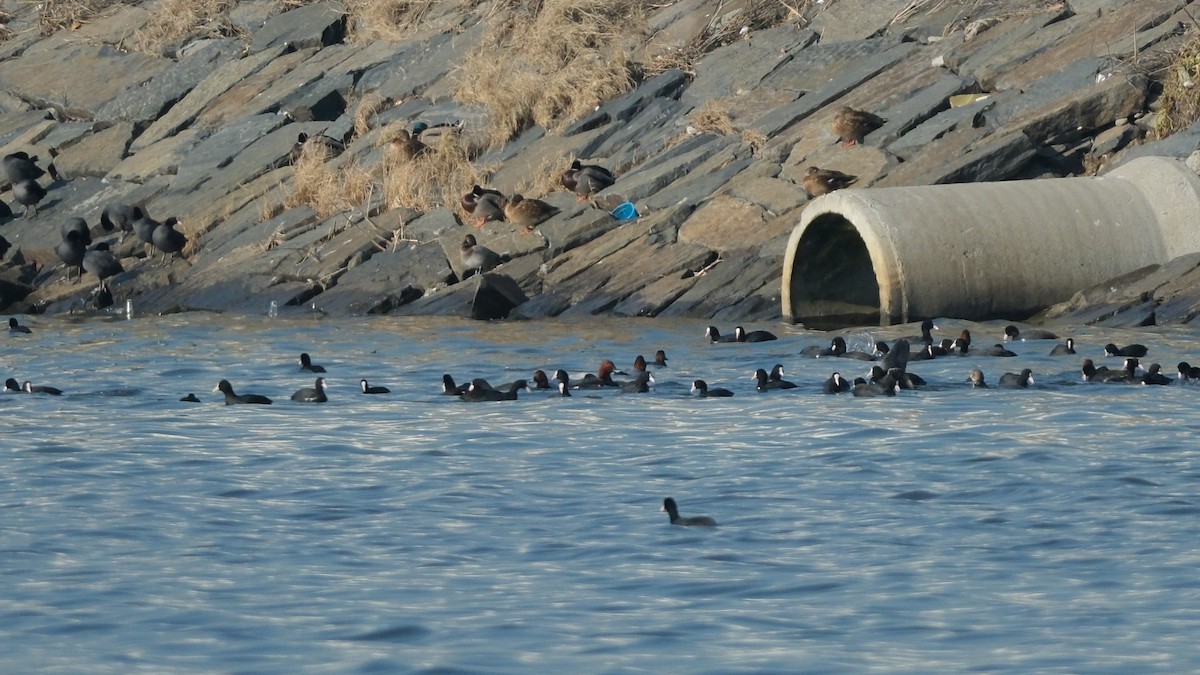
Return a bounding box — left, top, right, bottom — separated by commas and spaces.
0, 0, 1198, 326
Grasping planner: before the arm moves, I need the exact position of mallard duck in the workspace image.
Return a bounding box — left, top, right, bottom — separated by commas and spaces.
289, 132, 344, 164
390, 130, 428, 161
832, 105, 886, 147
803, 166, 858, 196
561, 159, 616, 201
460, 184, 506, 214
504, 194, 560, 234
463, 185, 507, 228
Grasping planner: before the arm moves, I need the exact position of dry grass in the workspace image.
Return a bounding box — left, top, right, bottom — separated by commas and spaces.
35, 0, 121, 35
453, 0, 643, 146
525, 154, 577, 198
1153, 29, 1200, 140
691, 99, 737, 135
352, 92, 387, 140
129, 0, 244, 52
286, 144, 375, 218
347, 0, 438, 42
379, 123, 493, 212
644, 0, 798, 76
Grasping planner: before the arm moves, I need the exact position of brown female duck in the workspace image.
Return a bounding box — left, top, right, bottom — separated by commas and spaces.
833, 105, 886, 146
504, 194, 560, 234
803, 166, 858, 196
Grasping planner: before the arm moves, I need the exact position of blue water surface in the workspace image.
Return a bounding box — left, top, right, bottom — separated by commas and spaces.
2, 312, 1200, 673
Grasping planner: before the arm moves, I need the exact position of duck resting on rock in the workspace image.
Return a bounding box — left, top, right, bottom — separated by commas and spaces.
833, 105, 886, 147
561, 159, 616, 201
803, 166, 858, 197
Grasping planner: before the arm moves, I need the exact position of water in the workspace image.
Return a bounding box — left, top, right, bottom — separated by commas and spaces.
3, 314, 1200, 673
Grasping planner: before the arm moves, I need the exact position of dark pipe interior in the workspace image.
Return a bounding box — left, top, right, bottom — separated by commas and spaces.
789, 213, 881, 329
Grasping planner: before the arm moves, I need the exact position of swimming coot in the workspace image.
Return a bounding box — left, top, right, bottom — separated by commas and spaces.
215, 379, 273, 405
998, 369, 1034, 389
291, 377, 328, 402
691, 379, 734, 398
1104, 343, 1148, 358
661, 497, 717, 527
23, 381, 62, 395
299, 352, 326, 373
360, 379, 390, 394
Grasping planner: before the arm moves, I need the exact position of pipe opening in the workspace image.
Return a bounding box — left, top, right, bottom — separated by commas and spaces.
788, 213, 881, 329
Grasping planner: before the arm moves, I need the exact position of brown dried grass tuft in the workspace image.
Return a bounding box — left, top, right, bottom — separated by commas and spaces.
379, 123, 494, 212
130, 0, 243, 52
644, 0, 797, 76
524, 154, 577, 198
1154, 29, 1200, 140
346, 0, 438, 42
352, 92, 387, 140
691, 99, 737, 136
454, 0, 643, 146
36, 0, 121, 36
286, 145, 375, 218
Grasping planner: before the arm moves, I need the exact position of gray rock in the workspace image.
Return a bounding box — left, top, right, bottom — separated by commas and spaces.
170, 114, 291, 194
681, 28, 818, 109
753, 41, 920, 137
53, 123, 135, 179
864, 73, 977, 147
888, 93, 1007, 161
397, 272, 527, 320
988, 57, 1147, 145
132, 45, 289, 152
95, 39, 242, 124
877, 128, 1036, 186
657, 251, 781, 318
564, 69, 690, 136
317, 240, 456, 315
248, 2, 348, 54
0, 43, 170, 119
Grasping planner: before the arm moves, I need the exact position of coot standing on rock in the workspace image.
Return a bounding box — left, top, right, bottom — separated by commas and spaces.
2, 151, 56, 184
661, 497, 717, 527
60, 217, 91, 246
100, 202, 137, 234
151, 218, 188, 264
12, 179, 46, 217
82, 242, 124, 291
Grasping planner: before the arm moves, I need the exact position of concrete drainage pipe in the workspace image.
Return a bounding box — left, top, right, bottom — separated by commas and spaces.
782, 156, 1200, 328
